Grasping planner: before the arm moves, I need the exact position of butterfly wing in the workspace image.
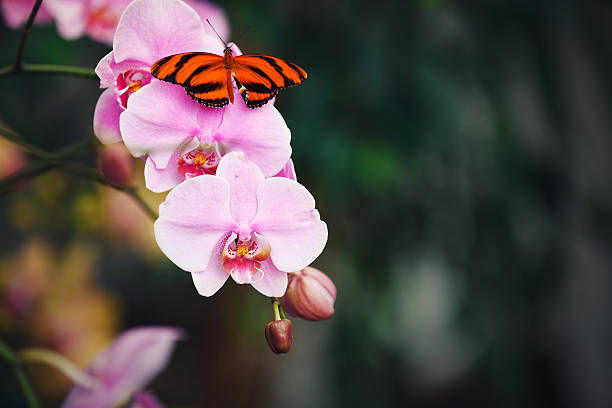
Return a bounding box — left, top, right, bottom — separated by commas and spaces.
150, 52, 230, 107
233, 55, 307, 108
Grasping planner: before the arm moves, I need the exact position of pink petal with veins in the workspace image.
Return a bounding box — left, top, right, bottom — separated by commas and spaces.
154, 175, 234, 272
252, 178, 328, 272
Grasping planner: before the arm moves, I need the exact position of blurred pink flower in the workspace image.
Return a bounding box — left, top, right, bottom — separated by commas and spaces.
45, 0, 132, 45
131, 391, 164, 408
1, 0, 52, 29
1, 239, 51, 315
155, 152, 327, 297
120, 81, 291, 192
186, 0, 230, 40
62, 327, 183, 408
93, 0, 224, 144
0, 137, 27, 179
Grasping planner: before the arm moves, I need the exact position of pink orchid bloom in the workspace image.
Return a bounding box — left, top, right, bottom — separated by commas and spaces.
186, 0, 230, 40
120, 81, 291, 192
62, 327, 183, 408
44, 0, 228, 46
154, 152, 327, 297
93, 0, 224, 145
131, 391, 164, 408
274, 159, 297, 181
1, 0, 52, 28
45, 0, 132, 45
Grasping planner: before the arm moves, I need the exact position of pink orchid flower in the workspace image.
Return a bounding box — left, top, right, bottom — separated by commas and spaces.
45, 0, 132, 45
93, 0, 224, 145
62, 326, 183, 408
44, 0, 228, 46
120, 81, 292, 192
154, 152, 327, 297
186, 0, 230, 40
1, 0, 52, 28
131, 391, 164, 408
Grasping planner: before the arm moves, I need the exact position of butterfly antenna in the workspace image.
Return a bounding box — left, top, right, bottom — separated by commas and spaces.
206, 19, 227, 46
233, 24, 254, 44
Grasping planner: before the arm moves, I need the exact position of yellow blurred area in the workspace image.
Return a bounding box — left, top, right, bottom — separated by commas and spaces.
0, 238, 120, 401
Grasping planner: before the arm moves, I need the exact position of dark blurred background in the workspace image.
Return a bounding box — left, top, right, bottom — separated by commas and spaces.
2, 0, 612, 407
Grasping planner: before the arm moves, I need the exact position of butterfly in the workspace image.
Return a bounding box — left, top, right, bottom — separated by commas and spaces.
150, 46, 307, 109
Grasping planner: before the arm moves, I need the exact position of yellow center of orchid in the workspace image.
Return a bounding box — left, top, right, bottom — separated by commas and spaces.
193, 152, 208, 166
236, 244, 249, 257
128, 81, 142, 93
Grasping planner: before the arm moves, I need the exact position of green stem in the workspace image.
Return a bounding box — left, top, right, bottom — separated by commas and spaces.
19, 349, 99, 389
0, 161, 157, 219
272, 300, 281, 321
0, 131, 155, 219
14, 0, 43, 72
0, 161, 57, 194
0, 123, 61, 160
0, 339, 41, 408
271, 297, 287, 319
0, 64, 98, 80
60, 163, 158, 220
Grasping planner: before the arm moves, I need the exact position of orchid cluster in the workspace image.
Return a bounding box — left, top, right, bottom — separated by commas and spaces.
0, 0, 337, 406
93, 0, 334, 305
1, 0, 229, 45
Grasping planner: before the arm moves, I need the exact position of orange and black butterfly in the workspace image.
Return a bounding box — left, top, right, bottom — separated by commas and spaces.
150, 24, 307, 109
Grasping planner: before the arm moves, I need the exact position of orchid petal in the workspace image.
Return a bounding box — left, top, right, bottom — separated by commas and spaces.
252, 178, 328, 271
93, 88, 123, 144
44, 0, 86, 39
154, 175, 234, 272
274, 159, 297, 181
144, 156, 183, 193
144, 138, 199, 192
185, 0, 230, 41
1, 0, 52, 28
215, 152, 264, 229
113, 0, 223, 65
95, 51, 116, 88
131, 391, 165, 408
120, 81, 221, 169
215, 101, 291, 177
190, 233, 233, 297
62, 327, 183, 408
251, 260, 288, 297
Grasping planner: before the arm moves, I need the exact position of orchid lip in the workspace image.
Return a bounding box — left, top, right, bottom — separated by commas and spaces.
222, 234, 271, 285
176, 145, 220, 180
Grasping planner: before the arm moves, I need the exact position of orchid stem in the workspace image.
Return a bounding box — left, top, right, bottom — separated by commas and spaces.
60, 163, 158, 220
0, 64, 98, 80
0, 339, 41, 408
19, 349, 99, 389
0, 0, 97, 81
272, 300, 281, 321
0, 162, 157, 219
0, 161, 58, 193
14, 0, 43, 72
0, 123, 95, 160
271, 297, 287, 320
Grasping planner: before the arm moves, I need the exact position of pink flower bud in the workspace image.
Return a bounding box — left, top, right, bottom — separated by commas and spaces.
97, 144, 134, 185
265, 319, 292, 354
281, 266, 336, 321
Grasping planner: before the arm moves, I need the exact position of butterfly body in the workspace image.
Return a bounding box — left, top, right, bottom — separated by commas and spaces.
150, 47, 307, 109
